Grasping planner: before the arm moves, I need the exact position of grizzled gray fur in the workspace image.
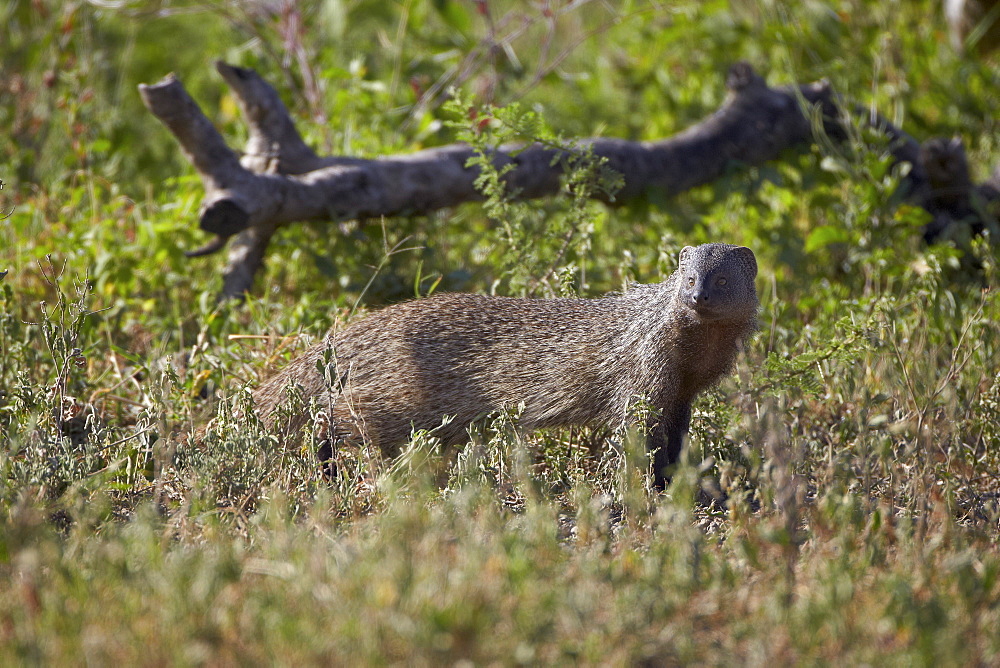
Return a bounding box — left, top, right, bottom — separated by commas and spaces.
252, 243, 758, 489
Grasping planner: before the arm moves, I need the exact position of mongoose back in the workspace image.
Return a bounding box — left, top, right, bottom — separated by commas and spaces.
253, 243, 758, 489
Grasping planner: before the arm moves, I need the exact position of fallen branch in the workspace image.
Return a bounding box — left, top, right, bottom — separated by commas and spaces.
139, 61, 998, 298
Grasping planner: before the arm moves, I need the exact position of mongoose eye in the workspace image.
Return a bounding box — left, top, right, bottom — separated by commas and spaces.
717, 278, 727, 286
688, 277, 695, 287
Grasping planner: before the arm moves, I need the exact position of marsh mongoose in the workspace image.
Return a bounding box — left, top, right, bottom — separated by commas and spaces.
252, 243, 759, 490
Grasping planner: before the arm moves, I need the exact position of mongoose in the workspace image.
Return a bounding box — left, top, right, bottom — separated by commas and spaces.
252, 243, 759, 490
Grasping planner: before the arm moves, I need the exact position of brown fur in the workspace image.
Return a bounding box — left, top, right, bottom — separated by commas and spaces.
252, 243, 759, 489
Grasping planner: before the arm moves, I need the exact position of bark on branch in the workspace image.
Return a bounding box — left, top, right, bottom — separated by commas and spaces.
139, 61, 999, 298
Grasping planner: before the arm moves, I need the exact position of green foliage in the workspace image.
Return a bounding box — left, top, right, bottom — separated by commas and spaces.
444, 90, 622, 294
2, 0, 1000, 663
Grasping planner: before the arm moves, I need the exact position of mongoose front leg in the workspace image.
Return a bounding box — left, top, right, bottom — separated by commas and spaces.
648, 401, 693, 491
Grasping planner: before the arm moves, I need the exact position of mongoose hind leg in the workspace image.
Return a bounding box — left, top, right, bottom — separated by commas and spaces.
316, 436, 337, 480
312, 414, 367, 481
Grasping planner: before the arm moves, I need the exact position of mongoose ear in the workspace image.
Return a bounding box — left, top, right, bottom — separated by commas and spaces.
736, 246, 758, 278
679, 246, 695, 265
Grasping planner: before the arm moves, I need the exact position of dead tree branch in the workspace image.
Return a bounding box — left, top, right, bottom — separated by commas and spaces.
139, 61, 998, 298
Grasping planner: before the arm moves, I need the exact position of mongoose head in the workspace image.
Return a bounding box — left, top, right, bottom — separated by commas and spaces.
676, 243, 758, 323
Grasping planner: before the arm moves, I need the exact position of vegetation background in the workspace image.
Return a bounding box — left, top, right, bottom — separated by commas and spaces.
2, 0, 999, 663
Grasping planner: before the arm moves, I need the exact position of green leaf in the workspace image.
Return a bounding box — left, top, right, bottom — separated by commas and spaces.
432, 0, 473, 36
89, 138, 111, 154
805, 225, 851, 253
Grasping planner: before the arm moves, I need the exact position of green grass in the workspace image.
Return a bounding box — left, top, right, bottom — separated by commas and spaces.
2, 0, 1000, 663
